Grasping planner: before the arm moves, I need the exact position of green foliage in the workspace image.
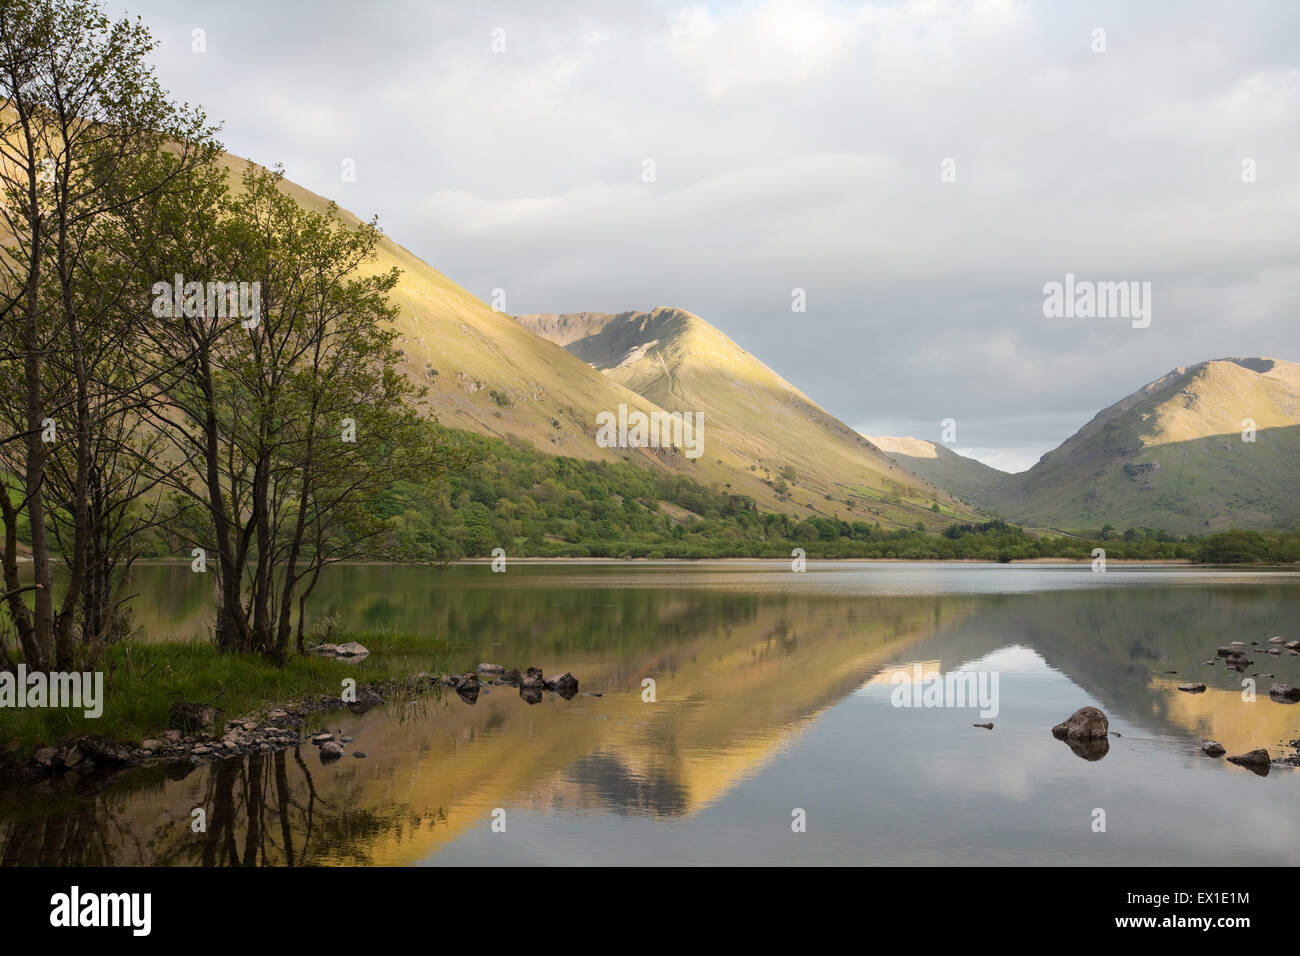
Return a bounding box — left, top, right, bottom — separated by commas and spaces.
361, 427, 1300, 563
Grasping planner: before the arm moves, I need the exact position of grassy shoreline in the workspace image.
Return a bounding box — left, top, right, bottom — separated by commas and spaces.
0, 629, 448, 759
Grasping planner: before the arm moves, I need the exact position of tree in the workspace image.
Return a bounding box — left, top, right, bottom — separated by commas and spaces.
138, 163, 458, 659
0, 0, 216, 669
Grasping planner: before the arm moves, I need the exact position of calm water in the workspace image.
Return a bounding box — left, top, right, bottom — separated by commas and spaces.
2, 562, 1298, 866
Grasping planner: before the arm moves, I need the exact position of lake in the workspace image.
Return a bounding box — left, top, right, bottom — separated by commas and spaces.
2, 561, 1298, 866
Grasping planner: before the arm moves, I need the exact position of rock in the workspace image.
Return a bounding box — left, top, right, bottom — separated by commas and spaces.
33, 747, 57, 769
311, 733, 335, 744
1051, 706, 1109, 741
1230, 641, 1248, 647
61, 745, 84, 768
191, 745, 211, 755
163, 729, 182, 743
543, 672, 579, 698
973, 722, 994, 730
1268, 683, 1300, 703
169, 702, 219, 733
319, 741, 345, 760
1201, 740, 1226, 756
1268, 636, 1285, 644
477, 663, 505, 675
335, 641, 369, 657
267, 709, 289, 721
1177, 683, 1207, 693
340, 736, 354, 744
312, 643, 341, 655
1201, 660, 1216, 665
140, 739, 161, 753
1226, 749, 1270, 768
521, 666, 545, 689
500, 668, 522, 686
1286, 641, 1299, 651
76, 735, 134, 765
353, 751, 367, 758
347, 686, 383, 715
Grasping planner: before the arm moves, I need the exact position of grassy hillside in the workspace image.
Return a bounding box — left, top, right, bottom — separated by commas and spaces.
973, 357, 1300, 533
864, 436, 1009, 508
515, 308, 974, 529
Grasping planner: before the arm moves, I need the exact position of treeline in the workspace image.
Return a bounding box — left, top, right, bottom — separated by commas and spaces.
340, 429, 1300, 563
0, 0, 455, 667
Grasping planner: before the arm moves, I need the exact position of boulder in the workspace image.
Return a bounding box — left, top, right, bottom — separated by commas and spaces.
33, 747, 58, 769
311, 733, 335, 744
1201, 740, 1226, 757
1268, 636, 1285, 644
312, 643, 341, 655
1051, 706, 1109, 741
1226, 748, 1270, 768
1215, 646, 1242, 658
1177, 683, 1207, 693
347, 686, 384, 715
521, 666, 545, 689
319, 741, 345, 760
169, 702, 219, 733
544, 672, 579, 698
1268, 683, 1300, 703
477, 663, 505, 675
335, 641, 369, 657
1286, 641, 1299, 651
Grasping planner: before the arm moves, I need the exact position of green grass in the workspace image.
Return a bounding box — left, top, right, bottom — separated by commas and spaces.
0, 628, 448, 756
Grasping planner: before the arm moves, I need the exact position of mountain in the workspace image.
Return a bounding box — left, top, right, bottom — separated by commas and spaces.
231, 160, 971, 528
972, 357, 1300, 533
863, 436, 1009, 508
514, 308, 972, 526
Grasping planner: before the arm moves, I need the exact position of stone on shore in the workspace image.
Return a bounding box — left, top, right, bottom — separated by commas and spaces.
169, 702, 219, 733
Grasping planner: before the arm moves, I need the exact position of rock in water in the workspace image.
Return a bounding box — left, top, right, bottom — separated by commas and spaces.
347, 686, 384, 715
1201, 740, 1226, 757
1177, 683, 1207, 693
1268, 683, 1300, 703
1226, 749, 1270, 768
1051, 706, 1109, 741
543, 672, 579, 698
973, 722, 994, 730
477, 663, 505, 675
319, 741, 345, 760
76, 736, 136, 764
335, 641, 369, 657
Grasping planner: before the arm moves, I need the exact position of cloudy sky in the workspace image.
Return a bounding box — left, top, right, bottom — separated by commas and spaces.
121, 0, 1298, 472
